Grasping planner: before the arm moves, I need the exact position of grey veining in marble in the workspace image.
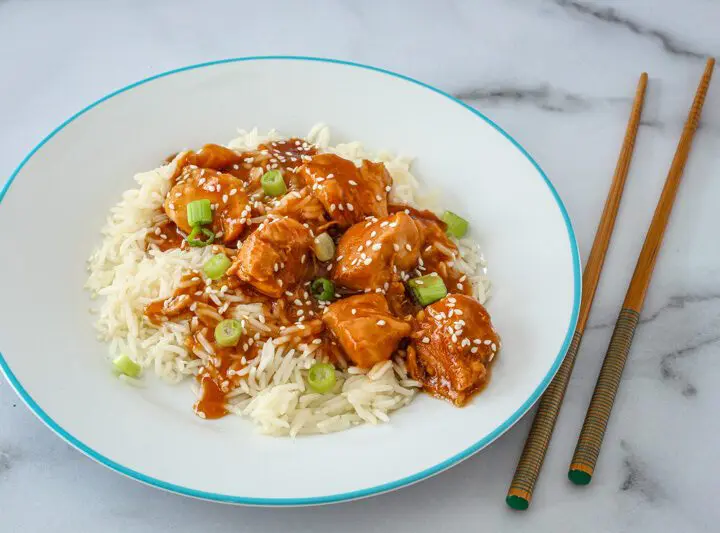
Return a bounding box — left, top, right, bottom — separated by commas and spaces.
1, 1, 719, 532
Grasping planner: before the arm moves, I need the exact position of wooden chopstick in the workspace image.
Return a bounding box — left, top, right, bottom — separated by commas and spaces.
505, 73, 648, 510
568, 57, 716, 485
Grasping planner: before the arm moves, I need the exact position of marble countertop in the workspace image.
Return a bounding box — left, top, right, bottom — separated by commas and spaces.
1, 0, 719, 531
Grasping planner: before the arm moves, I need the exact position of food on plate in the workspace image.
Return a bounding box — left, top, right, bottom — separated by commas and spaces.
86, 125, 495, 436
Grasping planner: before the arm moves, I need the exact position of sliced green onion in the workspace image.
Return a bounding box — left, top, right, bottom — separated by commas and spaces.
187, 199, 213, 226
112, 354, 142, 378
203, 253, 231, 280
313, 232, 335, 262
311, 277, 335, 301
408, 274, 447, 306
441, 211, 469, 238
307, 362, 336, 393
214, 319, 243, 347
260, 170, 287, 197
186, 225, 215, 247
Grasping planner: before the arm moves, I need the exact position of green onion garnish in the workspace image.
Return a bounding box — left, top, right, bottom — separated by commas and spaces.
311, 277, 335, 301
313, 232, 335, 262
260, 170, 287, 197
407, 274, 447, 306
307, 362, 336, 393
187, 199, 213, 227
186, 225, 215, 247
441, 211, 469, 238
203, 253, 231, 280
112, 354, 142, 377
214, 319, 243, 347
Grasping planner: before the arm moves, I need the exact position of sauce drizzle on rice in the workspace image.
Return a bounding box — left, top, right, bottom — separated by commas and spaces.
85, 125, 495, 436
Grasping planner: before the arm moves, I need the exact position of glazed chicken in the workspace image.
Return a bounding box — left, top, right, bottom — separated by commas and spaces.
332, 212, 422, 291
185, 144, 245, 170
323, 293, 411, 368
300, 153, 391, 228
143, 133, 500, 420
164, 167, 250, 243
269, 187, 328, 229
407, 294, 500, 406
229, 216, 313, 297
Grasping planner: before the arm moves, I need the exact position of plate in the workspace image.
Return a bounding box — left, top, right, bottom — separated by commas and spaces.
0, 57, 580, 505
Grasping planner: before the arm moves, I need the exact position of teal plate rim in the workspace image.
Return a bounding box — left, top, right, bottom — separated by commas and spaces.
0, 56, 581, 506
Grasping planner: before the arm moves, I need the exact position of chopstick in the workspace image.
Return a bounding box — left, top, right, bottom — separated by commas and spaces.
568, 57, 715, 485
505, 73, 648, 510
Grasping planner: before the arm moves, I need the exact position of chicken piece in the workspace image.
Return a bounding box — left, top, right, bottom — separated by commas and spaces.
332, 212, 422, 291
300, 153, 391, 227
269, 187, 328, 228
164, 167, 250, 243
229, 216, 313, 297
323, 294, 411, 368
186, 144, 245, 170
407, 294, 500, 406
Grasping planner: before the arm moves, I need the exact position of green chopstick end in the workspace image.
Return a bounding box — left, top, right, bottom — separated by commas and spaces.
506, 495, 529, 510
568, 469, 592, 485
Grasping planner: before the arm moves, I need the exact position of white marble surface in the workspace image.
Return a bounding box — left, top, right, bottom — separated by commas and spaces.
1, 0, 719, 531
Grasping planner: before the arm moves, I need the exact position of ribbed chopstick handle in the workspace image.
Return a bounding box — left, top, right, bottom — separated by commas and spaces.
506, 330, 583, 508
568, 308, 640, 484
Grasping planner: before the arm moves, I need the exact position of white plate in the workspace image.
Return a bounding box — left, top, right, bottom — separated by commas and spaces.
0, 57, 580, 505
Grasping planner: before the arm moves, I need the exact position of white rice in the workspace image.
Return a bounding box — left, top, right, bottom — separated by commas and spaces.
86, 125, 490, 436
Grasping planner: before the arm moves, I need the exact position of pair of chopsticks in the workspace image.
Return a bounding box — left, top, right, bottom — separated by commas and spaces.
506, 57, 716, 510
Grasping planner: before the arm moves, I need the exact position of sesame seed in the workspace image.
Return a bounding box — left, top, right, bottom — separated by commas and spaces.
405, 244, 412, 252
278, 280, 284, 286
330, 204, 336, 212
222, 194, 228, 203
349, 180, 358, 186
312, 338, 322, 345
461, 339, 471, 347
376, 320, 386, 326
229, 189, 237, 196
375, 194, 382, 201
385, 185, 391, 192
294, 299, 303, 306
473, 339, 481, 345
422, 337, 430, 344
273, 263, 279, 272
415, 280, 424, 285
285, 291, 294, 297
370, 231, 377, 237
459, 275, 467, 282
357, 245, 364, 252
364, 258, 372, 265
471, 347, 478, 354
457, 283, 463, 290
483, 339, 491, 345
338, 204, 344, 211
351, 308, 357, 315
393, 244, 400, 252
301, 255, 306, 264
491, 343, 497, 351
380, 221, 389, 227
346, 203, 354, 211
372, 243, 382, 251
451, 334, 458, 343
